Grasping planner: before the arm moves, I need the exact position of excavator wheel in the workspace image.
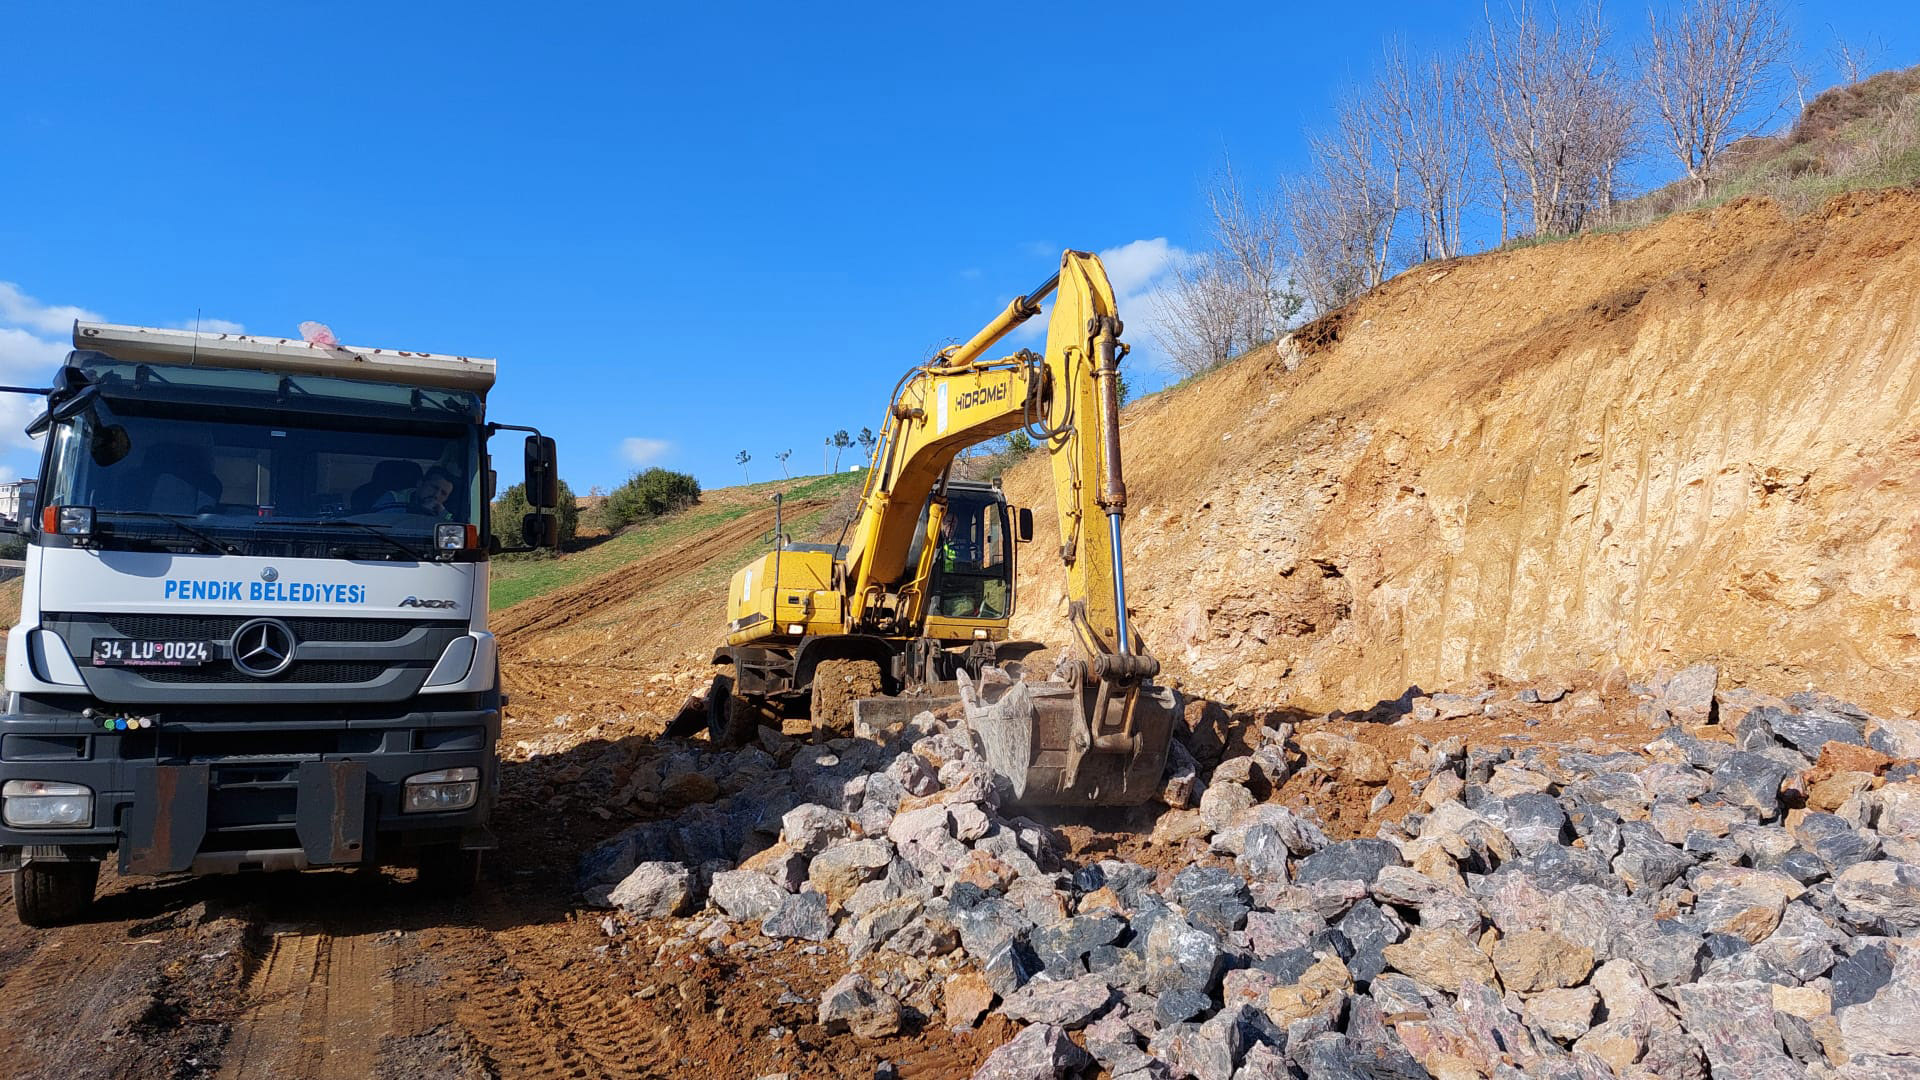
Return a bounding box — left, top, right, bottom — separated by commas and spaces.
705, 673, 769, 747
809, 659, 884, 738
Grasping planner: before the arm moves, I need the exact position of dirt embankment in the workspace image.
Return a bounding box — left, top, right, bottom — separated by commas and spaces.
1006, 192, 1920, 718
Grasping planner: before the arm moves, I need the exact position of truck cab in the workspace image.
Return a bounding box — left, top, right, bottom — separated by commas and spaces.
0, 323, 557, 925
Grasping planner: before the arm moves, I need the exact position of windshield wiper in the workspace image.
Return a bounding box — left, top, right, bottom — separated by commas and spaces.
279, 519, 431, 561
98, 511, 241, 555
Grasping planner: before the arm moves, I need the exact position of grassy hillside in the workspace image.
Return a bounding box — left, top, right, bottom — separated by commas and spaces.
1610, 64, 1920, 231
489, 470, 862, 611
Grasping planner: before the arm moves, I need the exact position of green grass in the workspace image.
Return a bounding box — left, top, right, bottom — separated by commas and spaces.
488, 470, 863, 611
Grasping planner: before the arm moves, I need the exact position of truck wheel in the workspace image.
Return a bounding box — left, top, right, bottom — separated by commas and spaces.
415, 845, 481, 897
13, 861, 99, 927
705, 673, 765, 747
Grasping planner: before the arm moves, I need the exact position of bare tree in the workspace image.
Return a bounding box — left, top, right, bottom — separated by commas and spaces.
1828, 29, 1885, 86
1375, 43, 1483, 261
1150, 164, 1304, 377
1641, 0, 1791, 199
1477, 1, 1635, 236
1149, 251, 1246, 377
1203, 160, 1302, 346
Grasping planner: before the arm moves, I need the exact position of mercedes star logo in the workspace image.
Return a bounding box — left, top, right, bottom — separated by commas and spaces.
260, 566, 279, 582
230, 619, 296, 677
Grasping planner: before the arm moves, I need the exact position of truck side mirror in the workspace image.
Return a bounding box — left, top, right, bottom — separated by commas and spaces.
521, 512, 559, 548
1015, 507, 1034, 543
524, 436, 559, 509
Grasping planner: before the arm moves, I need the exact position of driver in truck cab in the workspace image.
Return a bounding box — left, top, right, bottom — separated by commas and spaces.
373, 464, 458, 520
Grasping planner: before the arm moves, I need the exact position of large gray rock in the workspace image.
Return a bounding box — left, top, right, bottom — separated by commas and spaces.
1151, 1005, 1250, 1080
779, 803, 850, 855
1028, 913, 1126, 980
1663, 663, 1718, 724
605, 861, 692, 917
997, 974, 1115, 1029
1831, 941, 1895, 1008
1834, 860, 1920, 929
1673, 980, 1803, 1078
1500, 793, 1571, 855
1168, 865, 1252, 934
1710, 752, 1791, 818
1764, 707, 1867, 756
844, 895, 924, 958
1613, 821, 1696, 894
708, 868, 786, 921
969, 1023, 1090, 1080
1839, 942, 1920, 1057
818, 972, 902, 1039
1335, 900, 1404, 984
806, 838, 893, 904
1797, 812, 1880, 873
1140, 913, 1224, 995
1293, 839, 1404, 886
761, 890, 833, 940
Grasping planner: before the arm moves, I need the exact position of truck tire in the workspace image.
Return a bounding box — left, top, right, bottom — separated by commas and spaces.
416, 845, 482, 897
13, 861, 99, 927
705, 673, 765, 747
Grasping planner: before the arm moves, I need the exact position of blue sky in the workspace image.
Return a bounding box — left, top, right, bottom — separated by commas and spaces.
2, 2, 1913, 492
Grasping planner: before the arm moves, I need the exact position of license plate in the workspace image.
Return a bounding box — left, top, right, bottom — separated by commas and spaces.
92, 639, 213, 667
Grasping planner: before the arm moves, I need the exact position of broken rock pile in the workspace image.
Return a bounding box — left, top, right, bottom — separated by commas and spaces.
577, 666, 1920, 1079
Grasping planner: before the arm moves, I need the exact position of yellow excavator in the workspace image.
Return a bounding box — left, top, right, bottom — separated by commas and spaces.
705, 250, 1176, 807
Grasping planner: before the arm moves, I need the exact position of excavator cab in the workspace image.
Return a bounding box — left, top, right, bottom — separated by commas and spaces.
925, 484, 1014, 624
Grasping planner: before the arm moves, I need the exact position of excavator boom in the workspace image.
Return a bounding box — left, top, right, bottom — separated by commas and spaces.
845, 251, 1175, 806
714, 251, 1176, 807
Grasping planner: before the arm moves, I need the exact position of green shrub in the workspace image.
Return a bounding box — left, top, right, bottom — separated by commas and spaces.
601, 468, 701, 531
492, 477, 578, 552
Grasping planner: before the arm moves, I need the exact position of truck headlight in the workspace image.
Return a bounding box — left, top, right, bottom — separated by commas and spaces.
435, 523, 476, 552
2, 780, 93, 828
403, 767, 479, 813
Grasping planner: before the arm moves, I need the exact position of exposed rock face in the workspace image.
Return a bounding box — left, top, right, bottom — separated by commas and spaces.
1005, 194, 1920, 715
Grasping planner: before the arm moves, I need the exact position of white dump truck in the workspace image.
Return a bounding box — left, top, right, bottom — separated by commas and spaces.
0, 322, 558, 925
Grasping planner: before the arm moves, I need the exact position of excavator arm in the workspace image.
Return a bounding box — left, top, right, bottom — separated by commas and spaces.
841, 250, 1175, 805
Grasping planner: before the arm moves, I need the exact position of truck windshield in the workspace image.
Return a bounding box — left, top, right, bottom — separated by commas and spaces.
42, 397, 481, 558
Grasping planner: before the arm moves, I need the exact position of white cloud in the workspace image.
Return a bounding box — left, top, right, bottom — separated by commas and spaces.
0, 283, 100, 469
168, 317, 246, 335
0, 282, 101, 337
1099, 238, 1194, 299
1098, 237, 1195, 377
1008, 238, 1195, 357
619, 437, 671, 467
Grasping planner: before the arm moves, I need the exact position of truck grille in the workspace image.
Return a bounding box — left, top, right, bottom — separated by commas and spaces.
133, 662, 390, 685
94, 614, 433, 643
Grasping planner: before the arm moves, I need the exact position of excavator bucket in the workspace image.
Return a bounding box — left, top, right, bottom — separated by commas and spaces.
957, 666, 1178, 808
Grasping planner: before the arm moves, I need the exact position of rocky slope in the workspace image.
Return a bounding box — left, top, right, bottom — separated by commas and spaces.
1004, 193, 1920, 718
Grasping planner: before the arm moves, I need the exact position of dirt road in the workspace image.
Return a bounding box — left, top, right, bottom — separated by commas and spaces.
0, 655, 1010, 1080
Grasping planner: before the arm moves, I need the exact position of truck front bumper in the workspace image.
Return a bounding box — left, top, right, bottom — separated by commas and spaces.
0, 700, 500, 875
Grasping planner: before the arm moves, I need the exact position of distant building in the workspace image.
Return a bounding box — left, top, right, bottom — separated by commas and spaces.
0, 480, 34, 527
